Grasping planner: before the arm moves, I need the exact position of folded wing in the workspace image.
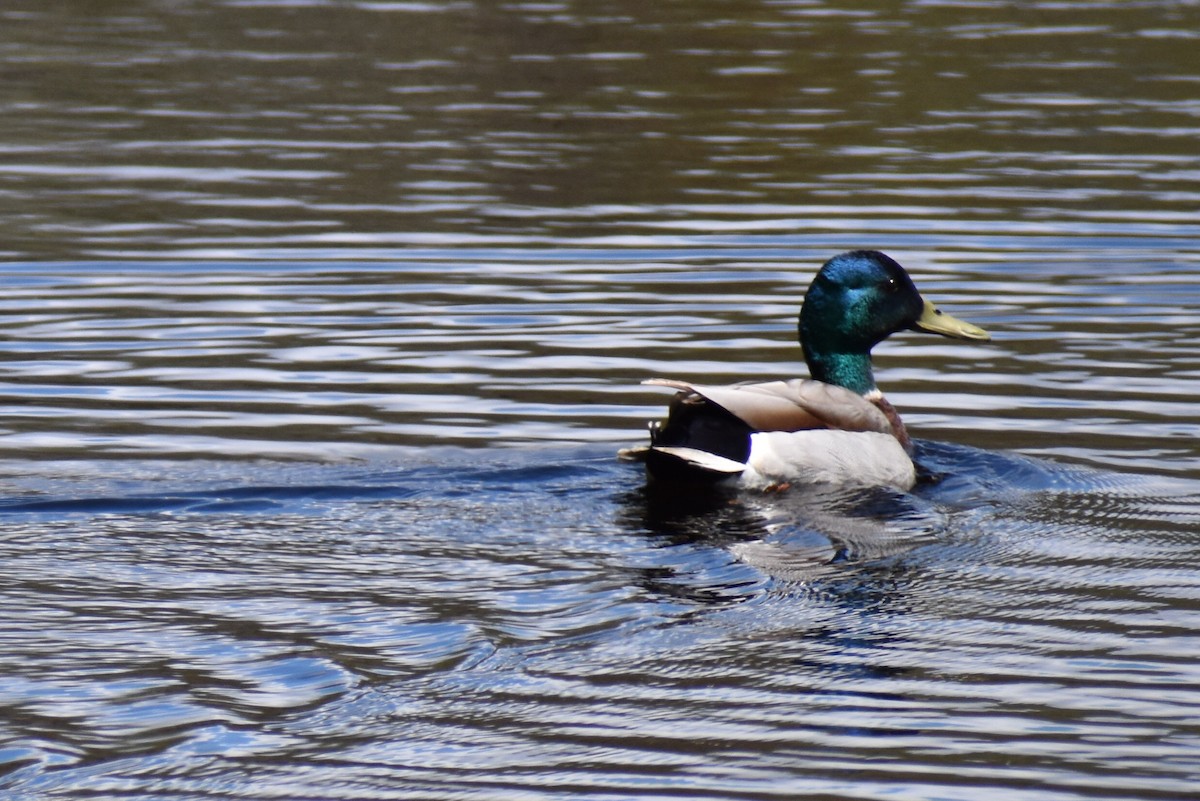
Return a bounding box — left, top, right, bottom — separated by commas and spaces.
643, 378, 895, 436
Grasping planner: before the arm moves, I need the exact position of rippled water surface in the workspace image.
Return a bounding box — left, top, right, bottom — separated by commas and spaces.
2, 2, 1200, 799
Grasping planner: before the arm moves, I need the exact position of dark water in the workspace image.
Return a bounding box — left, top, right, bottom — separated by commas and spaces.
2, 2, 1200, 799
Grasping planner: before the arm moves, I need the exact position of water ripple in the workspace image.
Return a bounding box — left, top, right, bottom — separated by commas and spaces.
2, 1, 1200, 798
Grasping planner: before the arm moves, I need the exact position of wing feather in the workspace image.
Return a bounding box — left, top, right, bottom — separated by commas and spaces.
643, 378, 893, 435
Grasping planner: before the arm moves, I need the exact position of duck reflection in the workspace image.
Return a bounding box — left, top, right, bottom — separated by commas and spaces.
620, 476, 945, 586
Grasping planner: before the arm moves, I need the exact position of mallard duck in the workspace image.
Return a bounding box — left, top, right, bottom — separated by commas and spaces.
628, 250, 990, 490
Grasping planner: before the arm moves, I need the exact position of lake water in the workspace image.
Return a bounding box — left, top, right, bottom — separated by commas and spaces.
2, 2, 1200, 799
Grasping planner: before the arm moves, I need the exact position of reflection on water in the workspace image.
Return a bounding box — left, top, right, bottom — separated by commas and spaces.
0, 1, 1197, 260
3, 448, 1200, 800
0, 251, 1197, 476
1, 1, 1200, 799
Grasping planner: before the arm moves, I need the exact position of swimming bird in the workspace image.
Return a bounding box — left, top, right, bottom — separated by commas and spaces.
629, 250, 990, 490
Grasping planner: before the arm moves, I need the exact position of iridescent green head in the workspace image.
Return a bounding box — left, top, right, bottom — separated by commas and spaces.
798, 250, 989, 395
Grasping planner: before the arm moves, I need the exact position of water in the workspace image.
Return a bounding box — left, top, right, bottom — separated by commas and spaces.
2, 2, 1200, 799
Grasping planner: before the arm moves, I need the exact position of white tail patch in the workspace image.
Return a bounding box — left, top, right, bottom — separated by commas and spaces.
650, 446, 747, 475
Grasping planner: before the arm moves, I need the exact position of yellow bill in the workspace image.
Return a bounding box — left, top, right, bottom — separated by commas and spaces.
914, 299, 990, 341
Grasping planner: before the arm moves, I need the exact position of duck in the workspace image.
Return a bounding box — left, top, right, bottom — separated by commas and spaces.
627, 250, 990, 490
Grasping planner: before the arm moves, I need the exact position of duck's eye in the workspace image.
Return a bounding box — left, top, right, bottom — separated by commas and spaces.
883, 277, 899, 293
